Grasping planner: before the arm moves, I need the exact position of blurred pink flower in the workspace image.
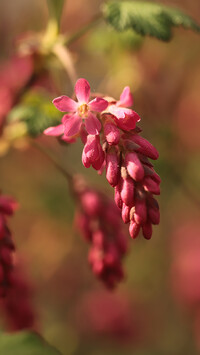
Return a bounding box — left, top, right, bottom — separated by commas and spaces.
74, 176, 128, 288
0, 193, 18, 297
75, 290, 146, 344
0, 54, 33, 133
171, 220, 200, 308
0, 261, 36, 331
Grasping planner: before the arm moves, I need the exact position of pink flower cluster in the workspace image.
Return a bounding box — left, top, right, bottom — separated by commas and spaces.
74, 177, 128, 289
0, 55, 33, 134
45, 79, 160, 240
0, 193, 18, 297
106, 128, 160, 239
0, 262, 36, 331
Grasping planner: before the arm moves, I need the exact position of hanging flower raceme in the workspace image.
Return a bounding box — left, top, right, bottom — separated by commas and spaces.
0, 193, 18, 297
44, 78, 160, 240
0, 261, 36, 331
73, 176, 128, 289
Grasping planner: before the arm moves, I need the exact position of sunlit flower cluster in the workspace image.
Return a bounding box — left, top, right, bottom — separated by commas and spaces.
45, 78, 160, 240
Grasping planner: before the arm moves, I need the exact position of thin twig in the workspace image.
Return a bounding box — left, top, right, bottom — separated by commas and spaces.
53, 42, 78, 87
65, 13, 102, 46
31, 140, 74, 192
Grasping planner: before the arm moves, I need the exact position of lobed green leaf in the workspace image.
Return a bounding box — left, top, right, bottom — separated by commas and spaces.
103, 1, 200, 41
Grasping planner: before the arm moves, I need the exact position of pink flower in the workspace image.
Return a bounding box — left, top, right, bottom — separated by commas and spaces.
107, 87, 140, 131
82, 135, 105, 170
52, 78, 108, 138
43, 115, 76, 143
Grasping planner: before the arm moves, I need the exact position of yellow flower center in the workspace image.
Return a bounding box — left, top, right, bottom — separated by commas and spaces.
78, 103, 88, 117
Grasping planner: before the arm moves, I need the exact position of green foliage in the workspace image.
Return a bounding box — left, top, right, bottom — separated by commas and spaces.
0, 332, 61, 355
103, 1, 200, 41
8, 92, 62, 137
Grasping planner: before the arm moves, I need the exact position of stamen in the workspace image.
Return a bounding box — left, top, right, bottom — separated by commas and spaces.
78, 104, 88, 117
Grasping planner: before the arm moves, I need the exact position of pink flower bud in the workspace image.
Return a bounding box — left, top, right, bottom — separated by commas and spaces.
142, 221, 152, 239
148, 207, 160, 225
121, 177, 134, 207
116, 232, 128, 254
125, 152, 144, 181
134, 198, 147, 225
82, 135, 105, 170
0, 216, 6, 239
131, 135, 159, 160
80, 191, 102, 217
143, 166, 161, 184
92, 148, 105, 171
104, 245, 119, 266
1, 247, 13, 266
106, 151, 120, 187
129, 221, 140, 239
93, 230, 105, 248
74, 212, 92, 241
143, 177, 160, 195
82, 135, 99, 168
104, 122, 120, 145
122, 203, 131, 224
114, 182, 123, 209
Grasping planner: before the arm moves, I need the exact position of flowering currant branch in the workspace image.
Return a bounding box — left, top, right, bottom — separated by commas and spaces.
44, 78, 160, 241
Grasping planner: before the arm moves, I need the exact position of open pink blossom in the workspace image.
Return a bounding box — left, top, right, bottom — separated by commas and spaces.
107, 86, 140, 131
52, 78, 108, 138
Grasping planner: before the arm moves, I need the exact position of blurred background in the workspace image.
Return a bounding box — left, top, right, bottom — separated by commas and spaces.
0, 0, 200, 354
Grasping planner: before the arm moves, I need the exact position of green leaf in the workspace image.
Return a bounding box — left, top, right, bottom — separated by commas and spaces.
103, 1, 200, 41
8, 92, 62, 137
0, 331, 62, 355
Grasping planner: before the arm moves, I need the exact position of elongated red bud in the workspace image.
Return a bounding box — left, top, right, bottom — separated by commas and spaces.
106, 152, 120, 187
104, 122, 120, 145
148, 207, 160, 225
121, 177, 134, 207
134, 198, 147, 225
121, 203, 131, 224
114, 181, 123, 209
131, 135, 159, 160
142, 220, 152, 239
125, 152, 144, 181
143, 177, 160, 195
129, 220, 140, 239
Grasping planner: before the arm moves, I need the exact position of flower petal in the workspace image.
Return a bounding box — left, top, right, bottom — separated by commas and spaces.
63, 113, 82, 137
75, 78, 90, 104
109, 105, 140, 130
85, 112, 101, 135
44, 124, 64, 136
88, 97, 108, 112
61, 136, 76, 143
53, 96, 77, 112
118, 86, 133, 107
